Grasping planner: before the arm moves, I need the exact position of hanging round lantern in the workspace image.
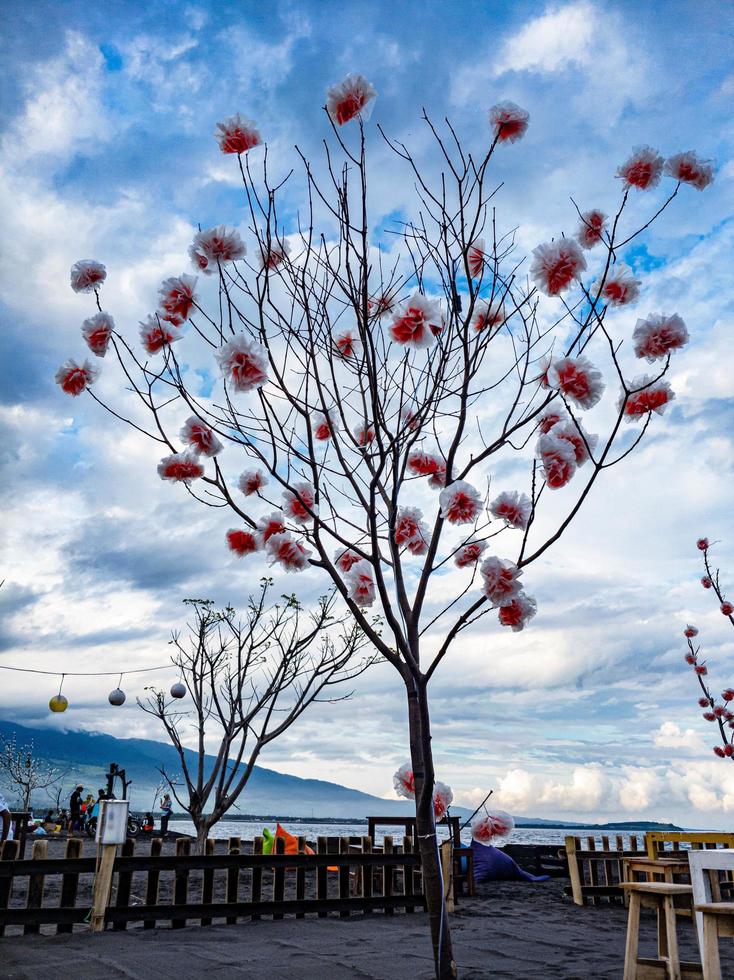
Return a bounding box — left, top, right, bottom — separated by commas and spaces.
170, 681, 187, 699
108, 688, 126, 706
49, 675, 68, 713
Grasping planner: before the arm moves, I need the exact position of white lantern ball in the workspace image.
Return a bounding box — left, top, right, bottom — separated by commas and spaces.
108, 688, 126, 706
170, 682, 187, 699
49, 694, 69, 713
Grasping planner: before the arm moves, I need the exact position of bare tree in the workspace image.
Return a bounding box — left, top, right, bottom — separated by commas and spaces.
139, 580, 370, 853
0, 735, 64, 812
59, 86, 712, 977
682, 537, 734, 758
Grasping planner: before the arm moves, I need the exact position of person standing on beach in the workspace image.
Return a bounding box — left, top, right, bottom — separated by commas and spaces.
0, 791, 12, 844
159, 793, 173, 838
69, 784, 84, 833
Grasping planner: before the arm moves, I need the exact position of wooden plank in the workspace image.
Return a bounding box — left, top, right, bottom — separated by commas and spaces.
251, 836, 263, 921
0, 839, 20, 937
273, 836, 285, 921
601, 835, 614, 889
565, 836, 584, 906
295, 836, 306, 920
201, 838, 215, 927
317, 837, 327, 919
384, 836, 394, 915
143, 838, 163, 930
362, 836, 373, 911
226, 837, 240, 926
440, 840, 454, 916
339, 837, 350, 919
172, 838, 190, 929
113, 839, 135, 931
25, 840, 48, 936
586, 837, 600, 904
57, 838, 82, 935
90, 844, 116, 933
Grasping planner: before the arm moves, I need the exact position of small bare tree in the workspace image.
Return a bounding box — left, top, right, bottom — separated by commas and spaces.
0, 735, 64, 812
139, 579, 370, 852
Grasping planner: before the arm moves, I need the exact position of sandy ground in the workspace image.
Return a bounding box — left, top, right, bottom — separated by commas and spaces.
3, 878, 731, 980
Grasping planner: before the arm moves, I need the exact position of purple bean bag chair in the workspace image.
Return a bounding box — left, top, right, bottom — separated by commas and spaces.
471, 840, 549, 883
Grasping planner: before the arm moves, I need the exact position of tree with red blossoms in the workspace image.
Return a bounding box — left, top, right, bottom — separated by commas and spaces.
682, 538, 734, 760
57, 76, 713, 979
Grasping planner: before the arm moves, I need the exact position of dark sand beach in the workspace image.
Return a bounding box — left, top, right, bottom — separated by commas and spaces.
3, 874, 730, 980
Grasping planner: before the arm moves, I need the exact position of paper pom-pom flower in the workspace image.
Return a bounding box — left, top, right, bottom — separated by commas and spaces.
664, 151, 714, 190
313, 410, 336, 441
489, 102, 529, 143
619, 376, 675, 421
537, 407, 569, 434
547, 354, 604, 410
455, 541, 488, 568
393, 763, 415, 800
257, 511, 286, 545
345, 559, 376, 607
576, 210, 606, 249
552, 420, 598, 467
632, 313, 689, 362
498, 592, 537, 631
473, 298, 505, 332
394, 507, 429, 556
265, 531, 311, 571
70, 259, 106, 293
157, 452, 205, 484
390, 293, 442, 348
180, 417, 223, 457
490, 491, 531, 530
326, 73, 377, 126
189, 226, 246, 275
334, 330, 361, 359
81, 312, 114, 357
282, 482, 318, 523
259, 239, 291, 270
433, 781, 454, 820
439, 480, 483, 525
239, 469, 268, 496
467, 239, 485, 278
226, 529, 258, 556
530, 239, 586, 296
55, 358, 99, 396
215, 113, 262, 154
407, 451, 445, 488
158, 274, 198, 325
335, 548, 363, 573
538, 431, 577, 489
139, 316, 182, 356
617, 146, 664, 190
601, 264, 640, 306
215, 334, 269, 393
480, 556, 522, 604
471, 810, 515, 844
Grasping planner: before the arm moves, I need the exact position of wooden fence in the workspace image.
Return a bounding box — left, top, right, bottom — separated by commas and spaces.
564, 832, 734, 906
0, 834, 425, 935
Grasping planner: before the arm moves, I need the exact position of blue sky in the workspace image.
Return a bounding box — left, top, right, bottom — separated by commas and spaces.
1, 0, 733, 826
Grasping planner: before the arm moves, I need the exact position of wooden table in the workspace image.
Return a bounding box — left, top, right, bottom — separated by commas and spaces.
624, 856, 691, 885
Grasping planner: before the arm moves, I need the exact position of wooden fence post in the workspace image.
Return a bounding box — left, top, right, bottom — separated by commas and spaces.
339, 837, 350, 918
0, 839, 20, 937
384, 836, 394, 915
440, 840, 454, 916
251, 836, 263, 921
273, 836, 286, 920
113, 839, 135, 931
296, 836, 306, 920
201, 838, 215, 927
565, 836, 584, 906
57, 837, 82, 934
317, 837, 327, 918
171, 838, 190, 929
402, 835, 414, 913
226, 836, 240, 925
362, 836, 373, 912
24, 839, 48, 935
143, 838, 162, 930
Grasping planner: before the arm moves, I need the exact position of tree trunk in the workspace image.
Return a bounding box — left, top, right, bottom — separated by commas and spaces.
194, 821, 210, 856
406, 680, 458, 980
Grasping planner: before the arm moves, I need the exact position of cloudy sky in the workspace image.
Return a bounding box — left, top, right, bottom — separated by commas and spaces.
1, 0, 733, 827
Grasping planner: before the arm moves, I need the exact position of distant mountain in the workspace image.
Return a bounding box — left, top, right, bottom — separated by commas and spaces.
0, 719, 471, 819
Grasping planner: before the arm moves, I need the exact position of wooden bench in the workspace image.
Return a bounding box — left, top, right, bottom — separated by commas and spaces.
565, 834, 647, 905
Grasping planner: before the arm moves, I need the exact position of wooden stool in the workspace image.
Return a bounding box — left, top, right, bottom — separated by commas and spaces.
620, 881, 701, 979
694, 902, 734, 980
